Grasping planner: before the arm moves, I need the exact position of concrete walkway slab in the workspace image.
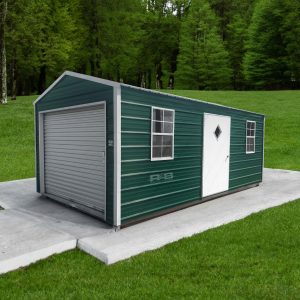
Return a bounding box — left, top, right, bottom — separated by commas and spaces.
78, 168, 300, 264
0, 178, 113, 274
0, 210, 76, 274
1, 168, 300, 272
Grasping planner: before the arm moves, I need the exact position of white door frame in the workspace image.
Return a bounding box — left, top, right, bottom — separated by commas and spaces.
202, 113, 231, 198
38, 101, 106, 219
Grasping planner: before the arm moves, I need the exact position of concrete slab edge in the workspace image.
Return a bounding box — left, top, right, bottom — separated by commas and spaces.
78, 240, 109, 264
78, 196, 300, 265
0, 239, 77, 275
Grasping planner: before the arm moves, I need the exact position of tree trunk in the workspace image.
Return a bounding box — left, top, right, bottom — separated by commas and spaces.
38, 65, 46, 94
11, 55, 17, 100
0, 0, 7, 104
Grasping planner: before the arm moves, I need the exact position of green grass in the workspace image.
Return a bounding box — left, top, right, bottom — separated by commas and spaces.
0, 90, 299, 183
0, 96, 36, 182
1, 200, 300, 299
1, 90, 300, 298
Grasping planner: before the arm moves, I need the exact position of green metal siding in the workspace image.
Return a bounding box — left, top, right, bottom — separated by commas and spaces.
35, 75, 115, 225
120, 86, 264, 224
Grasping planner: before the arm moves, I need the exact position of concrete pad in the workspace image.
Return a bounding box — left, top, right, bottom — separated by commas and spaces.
1, 168, 300, 272
0, 210, 76, 274
0, 178, 112, 274
78, 168, 300, 264
0, 178, 113, 239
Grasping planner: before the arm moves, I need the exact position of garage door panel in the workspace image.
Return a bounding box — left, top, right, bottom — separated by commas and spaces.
45, 160, 104, 176
45, 149, 103, 159
46, 188, 105, 212
45, 125, 105, 132
45, 109, 105, 119
45, 154, 104, 166
45, 130, 105, 136
43, 105, 106, 219
46, 167, 105, 183
46, 173, 105, 190
44, 120, 105, 128
45, 145, 105, 153
47, 177, 104, 199
45, 159, 105, 172
45, 137, 105, 144
44, 110, 105, 121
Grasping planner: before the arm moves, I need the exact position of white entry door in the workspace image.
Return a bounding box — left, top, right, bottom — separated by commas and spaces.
202, 113, 231, 197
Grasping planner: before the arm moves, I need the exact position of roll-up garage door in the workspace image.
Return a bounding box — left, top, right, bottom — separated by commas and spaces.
43, 104, 106, 219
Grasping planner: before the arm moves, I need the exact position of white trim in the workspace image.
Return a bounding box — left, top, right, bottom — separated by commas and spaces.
33, 70, 264, 118
65, 71, 120, 87
38, 113, 45, 193
121, 83, 264, 117
33, 72, 68, 105
39, 101, 105, 114
262, 117, 265, 180
114, 86, 121, 227
34, 105, 37, 190
246, 120, 256, 154
34, 71, 120, 106
151, 106, 175, 161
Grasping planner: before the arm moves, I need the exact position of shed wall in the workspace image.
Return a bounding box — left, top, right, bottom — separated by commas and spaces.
120, 86, 264, 224
35, 75, 115, 225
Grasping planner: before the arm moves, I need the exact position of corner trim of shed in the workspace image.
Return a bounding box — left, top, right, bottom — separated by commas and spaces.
114, 85, 122, 227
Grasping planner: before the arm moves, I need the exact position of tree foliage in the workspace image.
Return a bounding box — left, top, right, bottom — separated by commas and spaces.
244, 0, 300, 89
1, 0, 299, 97
176, 0, 232, 89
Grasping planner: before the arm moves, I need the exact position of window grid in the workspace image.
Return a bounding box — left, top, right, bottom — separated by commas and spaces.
151, 107, 175, 161
246, 121, 256, 154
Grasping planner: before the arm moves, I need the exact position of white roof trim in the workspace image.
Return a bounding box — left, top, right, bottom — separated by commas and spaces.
33, 71, 67, 105
33, 71, 120, 106
120, 83, 265, 117
33, 70, 264, 117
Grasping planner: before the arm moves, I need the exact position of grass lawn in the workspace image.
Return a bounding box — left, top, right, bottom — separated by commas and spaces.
0, 90, 300, 298
1, 200, 300, 299
0, 90, 299, 182
0, 96, 36, 182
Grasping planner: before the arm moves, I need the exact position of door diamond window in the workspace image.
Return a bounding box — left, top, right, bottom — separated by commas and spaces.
214, 125, 222, 139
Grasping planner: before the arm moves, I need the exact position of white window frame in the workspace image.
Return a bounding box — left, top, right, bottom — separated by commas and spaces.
151, 106, 175, 161
246, 120, 256, 154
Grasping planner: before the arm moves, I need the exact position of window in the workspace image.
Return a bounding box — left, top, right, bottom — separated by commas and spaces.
151, 107, 175, 160
246, 121, 256, 153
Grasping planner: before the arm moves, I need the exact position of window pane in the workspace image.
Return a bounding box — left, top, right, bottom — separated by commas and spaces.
153, 109, 163, 121
153, 121, 163, 133
163, 135, 173, 147
152, 146, 162, 158
247, 129, 252, 136
251, 122, 255, 130
153, 135, 162, 146
164, 122, 173, 133
162, 146, 172, 157
247, 137, 255, 152
164, 110, 173, 122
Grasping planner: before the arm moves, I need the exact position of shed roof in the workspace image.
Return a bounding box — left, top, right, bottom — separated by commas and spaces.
34, 71, 264, 117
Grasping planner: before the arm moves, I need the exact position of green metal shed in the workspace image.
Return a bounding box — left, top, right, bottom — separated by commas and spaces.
34, 71, 265, 228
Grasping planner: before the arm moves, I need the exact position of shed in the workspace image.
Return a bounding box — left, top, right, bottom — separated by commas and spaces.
34, 71, 265, 228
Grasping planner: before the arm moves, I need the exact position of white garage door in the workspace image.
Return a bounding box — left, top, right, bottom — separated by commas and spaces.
43, 104, 106, 219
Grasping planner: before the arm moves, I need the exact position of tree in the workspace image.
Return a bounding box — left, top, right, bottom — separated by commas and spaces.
0, 0, 7, 104
243, 0, 300, 89
176, 0, 232, 90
